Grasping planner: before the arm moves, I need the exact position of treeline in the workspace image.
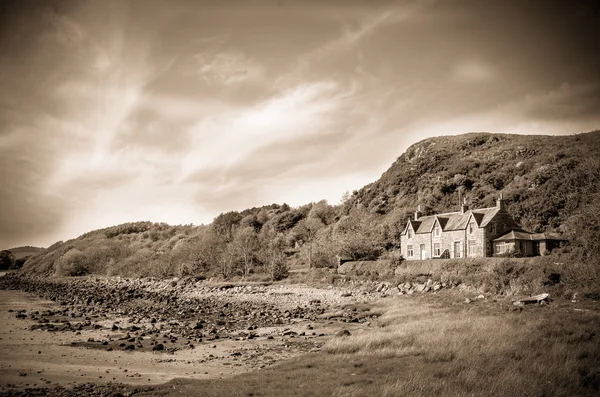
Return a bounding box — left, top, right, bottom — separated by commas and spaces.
20, 131, 600, 282
22, 201, 402, 280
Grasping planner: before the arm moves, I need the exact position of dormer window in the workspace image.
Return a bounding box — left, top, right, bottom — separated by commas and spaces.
469, 222, 475, 234
408, 229, 412, 239
434, 226, 441, 237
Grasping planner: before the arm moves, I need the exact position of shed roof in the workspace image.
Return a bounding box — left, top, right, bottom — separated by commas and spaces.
494, 229, 568, 242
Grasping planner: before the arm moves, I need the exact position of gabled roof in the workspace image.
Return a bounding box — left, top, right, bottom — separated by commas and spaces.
415, 216, 437, 234
402, 204, 508, 233
401, 220, 420, 235
471, 212, 485, 226
443, 212, 473, 231
436, 216, 450, 229
472, 206, 501, 227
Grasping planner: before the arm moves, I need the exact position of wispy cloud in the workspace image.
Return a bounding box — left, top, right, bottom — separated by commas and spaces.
195, 50, 263, 86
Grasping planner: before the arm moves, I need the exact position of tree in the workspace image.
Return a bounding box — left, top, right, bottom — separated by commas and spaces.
177, 230, 224, 276
259, 236, 289, 281
0, 250, 15, 270
293, 218, 325, 269
308, 200, 336, 225
212, 211, 243, 242
232, 226, 259, 278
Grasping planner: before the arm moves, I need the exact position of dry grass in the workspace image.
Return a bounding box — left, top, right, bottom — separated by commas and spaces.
324, 297, 600, 397
142, 294, 599, 397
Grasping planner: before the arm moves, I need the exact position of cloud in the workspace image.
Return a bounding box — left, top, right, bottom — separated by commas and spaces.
276, 6, 399, 87
194, 50, 263, 86
453, 61, 495, 83
180, 80, 345, 179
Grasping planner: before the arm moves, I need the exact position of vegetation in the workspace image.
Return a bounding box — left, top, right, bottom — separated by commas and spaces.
17, 131, 600, 291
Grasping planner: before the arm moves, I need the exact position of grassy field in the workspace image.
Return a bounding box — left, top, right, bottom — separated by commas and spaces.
140, 292, 599, 397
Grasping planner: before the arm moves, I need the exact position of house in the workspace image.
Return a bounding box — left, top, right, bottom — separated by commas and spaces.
400, 195, 563, 260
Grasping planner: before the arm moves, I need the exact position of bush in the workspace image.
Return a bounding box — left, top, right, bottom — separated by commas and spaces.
55, 249, 90, 276
270, 258, 289, 281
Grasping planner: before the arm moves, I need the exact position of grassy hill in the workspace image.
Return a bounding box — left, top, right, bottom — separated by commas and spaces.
19, 131, 600, 289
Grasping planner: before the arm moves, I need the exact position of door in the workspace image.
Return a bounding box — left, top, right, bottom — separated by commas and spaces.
454, 241, 461, 258
420, 244, 426, 260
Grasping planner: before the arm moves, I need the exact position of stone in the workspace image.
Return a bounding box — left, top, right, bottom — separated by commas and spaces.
336, 329, 351, 337
152, 343, 165, 351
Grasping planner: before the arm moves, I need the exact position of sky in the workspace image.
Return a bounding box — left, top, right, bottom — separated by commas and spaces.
1, 0, 599, 249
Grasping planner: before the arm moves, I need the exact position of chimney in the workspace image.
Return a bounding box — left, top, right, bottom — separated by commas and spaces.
461, 198, 469, 214
414, 204, 422, 221
496, 193, 505, 210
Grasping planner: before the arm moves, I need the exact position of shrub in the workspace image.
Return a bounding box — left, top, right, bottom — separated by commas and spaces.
270, 258, 289, 281
55, 249, 89, 276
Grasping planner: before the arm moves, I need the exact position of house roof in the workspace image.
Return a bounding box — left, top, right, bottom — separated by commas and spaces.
401, 204, 512, 235
415, 216, 437, 234
494, 229, 567, 242
472, 207, 501, 227
406, 219, 421, 233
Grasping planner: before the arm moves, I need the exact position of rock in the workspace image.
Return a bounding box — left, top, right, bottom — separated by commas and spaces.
152, 343, 165, 351
336, 329, 351, 337
464, 298, 471, 304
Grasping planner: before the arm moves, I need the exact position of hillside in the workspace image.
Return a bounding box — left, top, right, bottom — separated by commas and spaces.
345, 131, 600, 231
20, 131, 600, 282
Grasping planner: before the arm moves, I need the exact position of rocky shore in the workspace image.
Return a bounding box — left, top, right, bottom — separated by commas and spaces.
0, 273, 385, 396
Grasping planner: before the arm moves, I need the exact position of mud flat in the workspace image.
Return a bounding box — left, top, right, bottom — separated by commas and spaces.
0, 275, 376, 395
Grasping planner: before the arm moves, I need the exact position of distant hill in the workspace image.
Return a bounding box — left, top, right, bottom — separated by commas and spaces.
7, 246, 45, 260
0, 246, 45, 270
19, 130, 600, 279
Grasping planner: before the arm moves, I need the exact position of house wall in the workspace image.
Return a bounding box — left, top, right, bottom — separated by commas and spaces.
403, 232, 431, 260
466, 224, 486, 257
441, 230, 466, 258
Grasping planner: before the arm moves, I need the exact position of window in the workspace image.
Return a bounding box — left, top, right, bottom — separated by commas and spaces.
469, 222, 475, 234
408, 229, 412, 239
468, 240, 476, 256
434, 226, 441, 237
434, 243, 441, 257
495, 242, 510, 254
490, 222, 497, 235
407, 245, 414, 257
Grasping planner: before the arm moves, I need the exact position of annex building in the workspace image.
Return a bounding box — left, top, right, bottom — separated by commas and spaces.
400, 196, 565, 260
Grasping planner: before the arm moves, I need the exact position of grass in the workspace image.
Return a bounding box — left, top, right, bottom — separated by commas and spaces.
138, 292, 599, 396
